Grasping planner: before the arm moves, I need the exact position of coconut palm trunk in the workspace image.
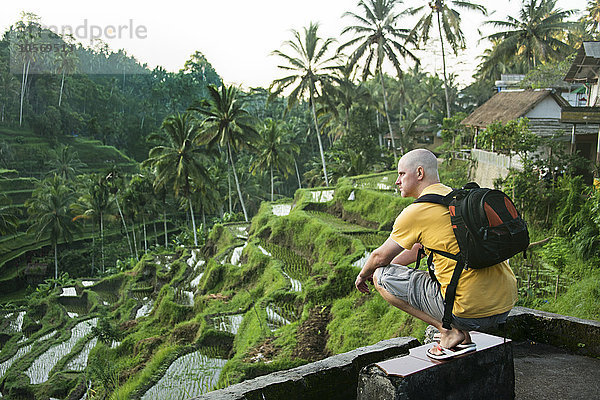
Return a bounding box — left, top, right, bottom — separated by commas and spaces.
379, 70, 399, 160
437, 11, 452, 119
153, 221, 158, 247
270, 165, 274, 202
58, 70, 65, 107
19, 60, 30, 127
115, 197, 134, 259
227, 165, 233, 214
54, 243, 58, 281
188, 197, 198, 246
100, 211, 105, 273
91, 221, 95, 275
142, 215, 148, 253
309, 92, 329, 187
294, 158, 302, 189
130, 219, 139, 260
228, 143, 249, 222
163, 209, 168, 248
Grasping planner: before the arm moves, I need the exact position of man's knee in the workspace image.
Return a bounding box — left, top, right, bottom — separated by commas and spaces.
373, 273, 385, 294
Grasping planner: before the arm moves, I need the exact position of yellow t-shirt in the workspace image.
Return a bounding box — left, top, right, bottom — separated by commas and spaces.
390, 183, 518, 318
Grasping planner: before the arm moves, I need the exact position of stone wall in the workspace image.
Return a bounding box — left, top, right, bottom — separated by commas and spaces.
504, 306, 600, 357
192, 337, 419, 400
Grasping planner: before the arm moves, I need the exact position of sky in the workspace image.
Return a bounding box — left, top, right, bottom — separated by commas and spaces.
1, 0, 589, 89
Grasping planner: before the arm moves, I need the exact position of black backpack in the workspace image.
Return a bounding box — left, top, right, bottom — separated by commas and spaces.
413, 182, 529, 329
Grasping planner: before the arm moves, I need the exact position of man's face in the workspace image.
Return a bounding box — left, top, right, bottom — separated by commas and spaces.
395, 159, 419, 198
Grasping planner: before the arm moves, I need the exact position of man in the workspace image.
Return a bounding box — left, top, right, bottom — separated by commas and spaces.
355, 149, 517, 359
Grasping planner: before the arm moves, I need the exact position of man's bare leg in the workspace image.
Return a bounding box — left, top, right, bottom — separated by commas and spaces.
374, 276, 467, 350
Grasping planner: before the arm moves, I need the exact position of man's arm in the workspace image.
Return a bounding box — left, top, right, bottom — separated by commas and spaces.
391, 243, 422, 266
355, 238, 403, 293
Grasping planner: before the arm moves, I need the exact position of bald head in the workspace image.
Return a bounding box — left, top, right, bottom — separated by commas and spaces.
395, 149, 440, 197
400, 149, 439, 181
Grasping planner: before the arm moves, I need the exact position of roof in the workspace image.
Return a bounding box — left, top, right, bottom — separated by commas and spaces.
461, 89, 569, 128
564, 42, 600, 83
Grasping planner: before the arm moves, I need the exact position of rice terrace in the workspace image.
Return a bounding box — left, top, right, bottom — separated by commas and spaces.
1, 0, 600, 399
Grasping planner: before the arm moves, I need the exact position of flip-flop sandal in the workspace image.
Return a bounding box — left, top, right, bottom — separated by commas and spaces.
455, 342, 477, 350
426, 343, 476, 360
431, 334, 476, 350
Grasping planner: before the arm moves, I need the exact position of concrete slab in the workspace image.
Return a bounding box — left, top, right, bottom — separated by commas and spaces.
514, 340, 600, 400
358, 332, 514, 400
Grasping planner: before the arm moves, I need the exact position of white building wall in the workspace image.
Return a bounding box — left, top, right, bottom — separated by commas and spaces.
470, 149, 523, 188
525, 97, 562, 119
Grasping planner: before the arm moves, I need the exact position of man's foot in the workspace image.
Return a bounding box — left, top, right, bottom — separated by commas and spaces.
438, 328, 468, 349
432, 333, 476, 349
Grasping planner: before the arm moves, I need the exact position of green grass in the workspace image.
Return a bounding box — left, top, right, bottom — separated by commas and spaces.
327, 291, 426, 354
0, 127, 138, 178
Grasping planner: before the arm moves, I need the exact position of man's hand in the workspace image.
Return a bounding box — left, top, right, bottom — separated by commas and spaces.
355, 272, 373, 293
354, 238, 403, 294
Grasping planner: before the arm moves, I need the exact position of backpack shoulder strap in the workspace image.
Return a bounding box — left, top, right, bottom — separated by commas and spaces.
413, 193, 446, 205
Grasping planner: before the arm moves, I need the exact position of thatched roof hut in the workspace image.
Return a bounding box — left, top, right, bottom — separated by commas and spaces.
461, 89, 569, 129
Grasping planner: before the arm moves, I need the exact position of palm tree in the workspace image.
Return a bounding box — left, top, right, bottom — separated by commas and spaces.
322, 68, 373, 141
0, 194, 18, 235
407, 0, 486, 118
47, 145, 87, 181
72, 174, 112, 273
251, 119, 300, 201
339, 0, 419, 162
143, 112, 210, 246
270, 22, 342, 187
397, 104, 429, 151
483, 0, 576, 71
585, 0, 600, 33
26, 175, 79, 280
54, 36, 78, 108
123, 174, 154, 256
11, 13, 41, 127
105, 166, 134, 258
190, 84, 258, 222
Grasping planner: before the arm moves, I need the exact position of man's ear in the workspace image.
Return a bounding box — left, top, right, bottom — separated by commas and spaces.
416, 166, 424, 180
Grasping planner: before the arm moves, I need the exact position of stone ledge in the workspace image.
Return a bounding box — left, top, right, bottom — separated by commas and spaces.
357, 332, 514, 400
191, 337, 420, 400
504, 306, 600, 357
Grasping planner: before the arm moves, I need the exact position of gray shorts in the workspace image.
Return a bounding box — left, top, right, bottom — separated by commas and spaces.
374, 264, 510, 331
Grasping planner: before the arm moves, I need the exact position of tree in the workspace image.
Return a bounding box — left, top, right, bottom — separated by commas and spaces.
584, 0, 600, 33
191, 84, 258, 222
47, 145, 87, 181
251, 119, 300, 201
26, 175, 79, 280
339, 0, 419, 161
408, 0, 486, 118
54, 36, 78, 108
0, 194, 18, 235
72, 174, 112, 273
144, 112, 211, 245
483, 0, 577, 71
322, 69, 373, 141
270, 22, 341, 187
124, 174, 155, 255
10, 12, 42, 126
105, 166, 134, 258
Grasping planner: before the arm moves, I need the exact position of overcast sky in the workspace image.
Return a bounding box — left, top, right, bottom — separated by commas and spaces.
1, 0, 589, 89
